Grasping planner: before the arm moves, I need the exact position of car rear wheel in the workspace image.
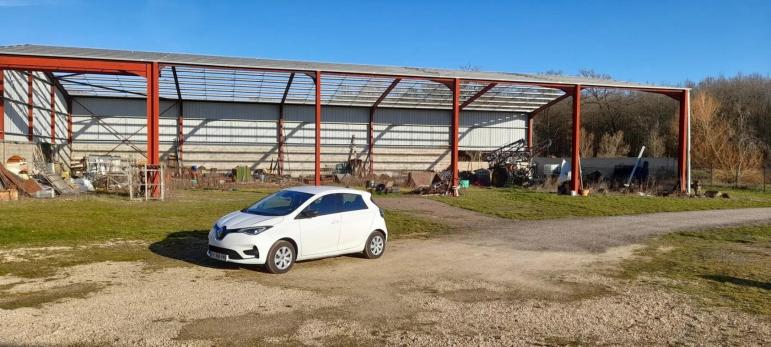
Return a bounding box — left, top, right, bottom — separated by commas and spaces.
363, 231, 386, 259
265, 240, 295, 274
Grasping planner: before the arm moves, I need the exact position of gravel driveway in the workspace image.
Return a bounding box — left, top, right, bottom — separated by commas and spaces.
1, 200, 769, 346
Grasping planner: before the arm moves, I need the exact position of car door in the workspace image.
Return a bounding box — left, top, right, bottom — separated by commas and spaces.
297, 193, 342, 257
337, 193, 373, 251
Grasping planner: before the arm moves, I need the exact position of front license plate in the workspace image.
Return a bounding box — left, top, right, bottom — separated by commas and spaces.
210, 251, 228, 261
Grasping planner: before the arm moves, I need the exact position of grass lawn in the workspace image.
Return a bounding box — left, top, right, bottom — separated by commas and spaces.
621, 224, 771, 315
433, 187, 771, 220
0, 189, 447, 278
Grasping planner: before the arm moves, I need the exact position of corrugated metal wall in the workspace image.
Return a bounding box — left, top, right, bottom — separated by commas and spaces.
63, 96, 527, 175
2, 71, 68, 144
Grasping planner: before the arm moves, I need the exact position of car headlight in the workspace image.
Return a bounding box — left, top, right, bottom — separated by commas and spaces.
238, 226, 272, 235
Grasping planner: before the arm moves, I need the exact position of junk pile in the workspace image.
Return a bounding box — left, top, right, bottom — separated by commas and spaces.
485, 139, 551, 187
0, 146, 84, 200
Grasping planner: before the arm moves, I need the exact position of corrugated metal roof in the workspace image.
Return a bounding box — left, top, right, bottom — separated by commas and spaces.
0, 44, 685, 90
0, 44, 686, 113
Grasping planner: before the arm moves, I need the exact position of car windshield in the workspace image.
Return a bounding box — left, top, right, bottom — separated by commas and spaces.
242, 190, 314, 216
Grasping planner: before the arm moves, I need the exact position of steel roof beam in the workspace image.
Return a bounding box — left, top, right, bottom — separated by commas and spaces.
460, 83, 497, 110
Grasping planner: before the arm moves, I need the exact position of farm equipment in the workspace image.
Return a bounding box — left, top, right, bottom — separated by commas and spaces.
485, 139, 551, 187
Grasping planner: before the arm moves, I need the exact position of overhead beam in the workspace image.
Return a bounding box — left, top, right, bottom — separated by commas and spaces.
527, 92, 570, 118
459, 83, 497, 110
0, 55, 148, 76
59, 78, 148, 97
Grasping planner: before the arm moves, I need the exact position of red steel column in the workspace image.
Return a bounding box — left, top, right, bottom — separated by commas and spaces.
27, 72, 34, 141
314, 70, 321, 186
0, 70, 4, 141
66, 98, 72, 145
678, 90, 689, 193
146, 62, 161, 197
451, 78, 460, 189
368, 108, 375, 175
526, 115, 533, 147
50, 83, 56, 144
571, 85, 582, 193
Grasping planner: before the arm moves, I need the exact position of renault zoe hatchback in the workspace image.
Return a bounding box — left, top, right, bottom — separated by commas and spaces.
207, 186, 388, 273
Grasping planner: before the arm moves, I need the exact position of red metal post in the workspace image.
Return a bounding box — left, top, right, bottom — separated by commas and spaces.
49, 83, 56, 144
146, 62, 161, 197
451, 78, 460, 189
571, 85, 582, 194
678, 90, 689, 193
66, 98, 72, 145
27, 72, 34, 142
314, 70, 321, 186
0, 70, 4, 141
527, 115, 533, 147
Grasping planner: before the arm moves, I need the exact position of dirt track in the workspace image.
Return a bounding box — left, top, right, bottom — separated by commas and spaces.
1, 200, 770, 346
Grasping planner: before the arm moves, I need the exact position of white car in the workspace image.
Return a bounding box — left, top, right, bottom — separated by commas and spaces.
207, 186, 388, 273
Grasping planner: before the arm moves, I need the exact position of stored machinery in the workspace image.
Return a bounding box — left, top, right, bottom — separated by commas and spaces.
485, 139, 551, 187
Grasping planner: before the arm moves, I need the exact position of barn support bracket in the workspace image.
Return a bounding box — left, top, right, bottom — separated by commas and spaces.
171, 66, 184, 163
278, 72, 295, 176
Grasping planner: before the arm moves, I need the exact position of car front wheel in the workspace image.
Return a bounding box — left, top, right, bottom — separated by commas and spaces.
265, 240, 296, 274
363, 231, 386, 259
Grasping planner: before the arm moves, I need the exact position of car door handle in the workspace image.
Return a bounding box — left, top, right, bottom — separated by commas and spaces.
331, 220, 340, 224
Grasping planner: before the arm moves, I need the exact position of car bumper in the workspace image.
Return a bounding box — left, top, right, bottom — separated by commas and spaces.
207, 232, 268, 265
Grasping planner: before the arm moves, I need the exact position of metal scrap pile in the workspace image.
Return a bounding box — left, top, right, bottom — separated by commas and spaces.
485, 139, 551, 187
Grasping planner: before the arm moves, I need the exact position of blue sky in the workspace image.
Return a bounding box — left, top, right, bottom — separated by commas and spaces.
0, 0, 769, 86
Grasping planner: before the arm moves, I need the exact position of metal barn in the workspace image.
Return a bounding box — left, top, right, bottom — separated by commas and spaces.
0, 45, 691, 197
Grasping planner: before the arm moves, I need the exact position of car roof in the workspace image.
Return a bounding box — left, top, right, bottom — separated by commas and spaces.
283, 185, 368, 196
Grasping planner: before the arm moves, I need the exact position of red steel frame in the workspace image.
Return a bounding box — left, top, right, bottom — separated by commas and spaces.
0, 53, 692, 197
314, 70, 322, 186
571, 85, 582, 193
146, 62, 161, 196
677, 90, 689, 193
451, 78, 461, 190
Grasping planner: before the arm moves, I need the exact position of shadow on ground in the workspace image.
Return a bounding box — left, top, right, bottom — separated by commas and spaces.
701, 274, 771, 290
148, 230, 262, 272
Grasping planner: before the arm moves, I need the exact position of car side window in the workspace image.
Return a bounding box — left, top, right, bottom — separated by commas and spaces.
303, 193, 343, 216
340, 193, 368, 212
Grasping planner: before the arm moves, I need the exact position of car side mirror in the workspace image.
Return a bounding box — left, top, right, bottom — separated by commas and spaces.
297, 210, 319, 219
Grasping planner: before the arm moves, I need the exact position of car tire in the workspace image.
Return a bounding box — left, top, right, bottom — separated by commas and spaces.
363, 231, 386, 259
265, 240, 296, 274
